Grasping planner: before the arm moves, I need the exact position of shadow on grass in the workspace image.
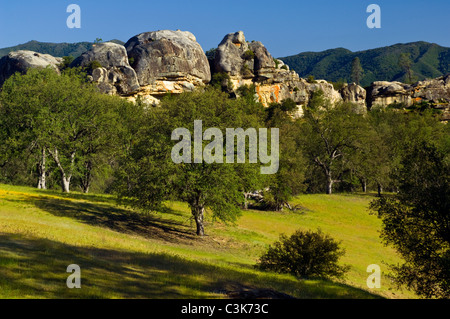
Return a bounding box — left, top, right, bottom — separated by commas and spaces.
4, 194, 197, 244
0, 234, 383, 299
34, 188, 116, 205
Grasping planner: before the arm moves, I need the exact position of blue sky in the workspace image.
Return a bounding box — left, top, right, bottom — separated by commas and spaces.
0, 0, 449, 57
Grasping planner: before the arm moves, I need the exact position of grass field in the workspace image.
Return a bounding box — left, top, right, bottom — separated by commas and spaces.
0, 183, 415, 299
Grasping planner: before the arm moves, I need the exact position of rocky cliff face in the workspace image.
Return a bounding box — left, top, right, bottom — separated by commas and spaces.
70, 42, 140, 95
0, 50, 62, 86
211, 31, 351, 116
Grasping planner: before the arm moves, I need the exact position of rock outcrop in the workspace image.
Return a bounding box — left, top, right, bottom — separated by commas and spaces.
367, 76, 450, 120
124, 30, 211, 104
340, 83, 367, 106
212, 31, 346, 116
0, 50, 62, 86
2, 30, 447, 120
368, 81, 412, 107
70, 42, 140, 95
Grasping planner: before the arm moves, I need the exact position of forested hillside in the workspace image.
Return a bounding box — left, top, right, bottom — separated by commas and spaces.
0, 39, 125, 59
280, 41, 450, 86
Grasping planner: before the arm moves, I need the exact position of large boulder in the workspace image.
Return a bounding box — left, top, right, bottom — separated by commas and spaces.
340, 82, 367, 106
368, 81, 412, 108
125, 30, 211, 88
214, 31, 250, 77
213, 31, 277, 80
70, 42, 140, 95
0, 50, 62, 86
248, 41, 277, 80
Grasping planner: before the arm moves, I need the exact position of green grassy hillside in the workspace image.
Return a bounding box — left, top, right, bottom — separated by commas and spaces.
280, 41, 450, 86
0, 184, 415, 299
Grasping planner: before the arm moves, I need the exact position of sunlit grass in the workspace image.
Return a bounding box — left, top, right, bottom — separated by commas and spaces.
0, 184, 413, 299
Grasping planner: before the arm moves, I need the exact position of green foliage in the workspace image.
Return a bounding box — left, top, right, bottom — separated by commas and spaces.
87, 60, 102, 71
370, 142, 450, 298
205, 48, 216, 58
210, 72, 233, 92
263, 101, 306, 210
242, 50, 255, 61
331, 79, 346, 91
273, 58, 280, 69
301, 95, 372, 194
398, 53, 416, 83
59, 56, 75, 70
0, 40, 95, 59
241, 64, 253, 77
0, 67, 139, 193
128, 57, 135, 66
236, 84, 256, 98
266, 98, 298, 121
306, 75, 316, 83
351, 57, 363, 85
280, 65, 288, 70
115, 88, 265, 235
257, 229, 349, 279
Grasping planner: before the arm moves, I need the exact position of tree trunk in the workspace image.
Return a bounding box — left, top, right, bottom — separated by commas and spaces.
37, 148, 47, 190
48, 148, 75, 193
243, 192, 249, 210
360, 178, 367, 193
377, 182, 383, 197
61, 174, 71, 193
326, 174, 333, 195
191, 203, 205, 236
80, 160, 92, 193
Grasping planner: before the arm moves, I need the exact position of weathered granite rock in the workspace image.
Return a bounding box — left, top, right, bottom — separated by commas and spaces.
125, 30, 211, 87
367, 75, 450, 120
212, 31, 345, 116
368, 76, 450, 107
248, 41, 277, 80
411, 75, 450, 104
214, 31, 250, 77
70, 42, 140, 95
340, 82, 367, 106
368, 81, 413, 108
0, 50, 62, 86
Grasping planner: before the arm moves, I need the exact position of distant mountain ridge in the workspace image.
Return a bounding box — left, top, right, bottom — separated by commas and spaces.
279, 41, 450, 87
0, 39, 125, 59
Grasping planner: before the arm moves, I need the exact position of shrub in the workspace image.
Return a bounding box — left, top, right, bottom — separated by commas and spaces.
59, 56, 74, 70
257, 229, 349, 279
87, 60, 102, 72
307, 75, 317, 83
241, 64, 253, 77
242, 50, 255, 61
273, 58, 280, 69
211, 72, 233, 92
331, 79, 346, 91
